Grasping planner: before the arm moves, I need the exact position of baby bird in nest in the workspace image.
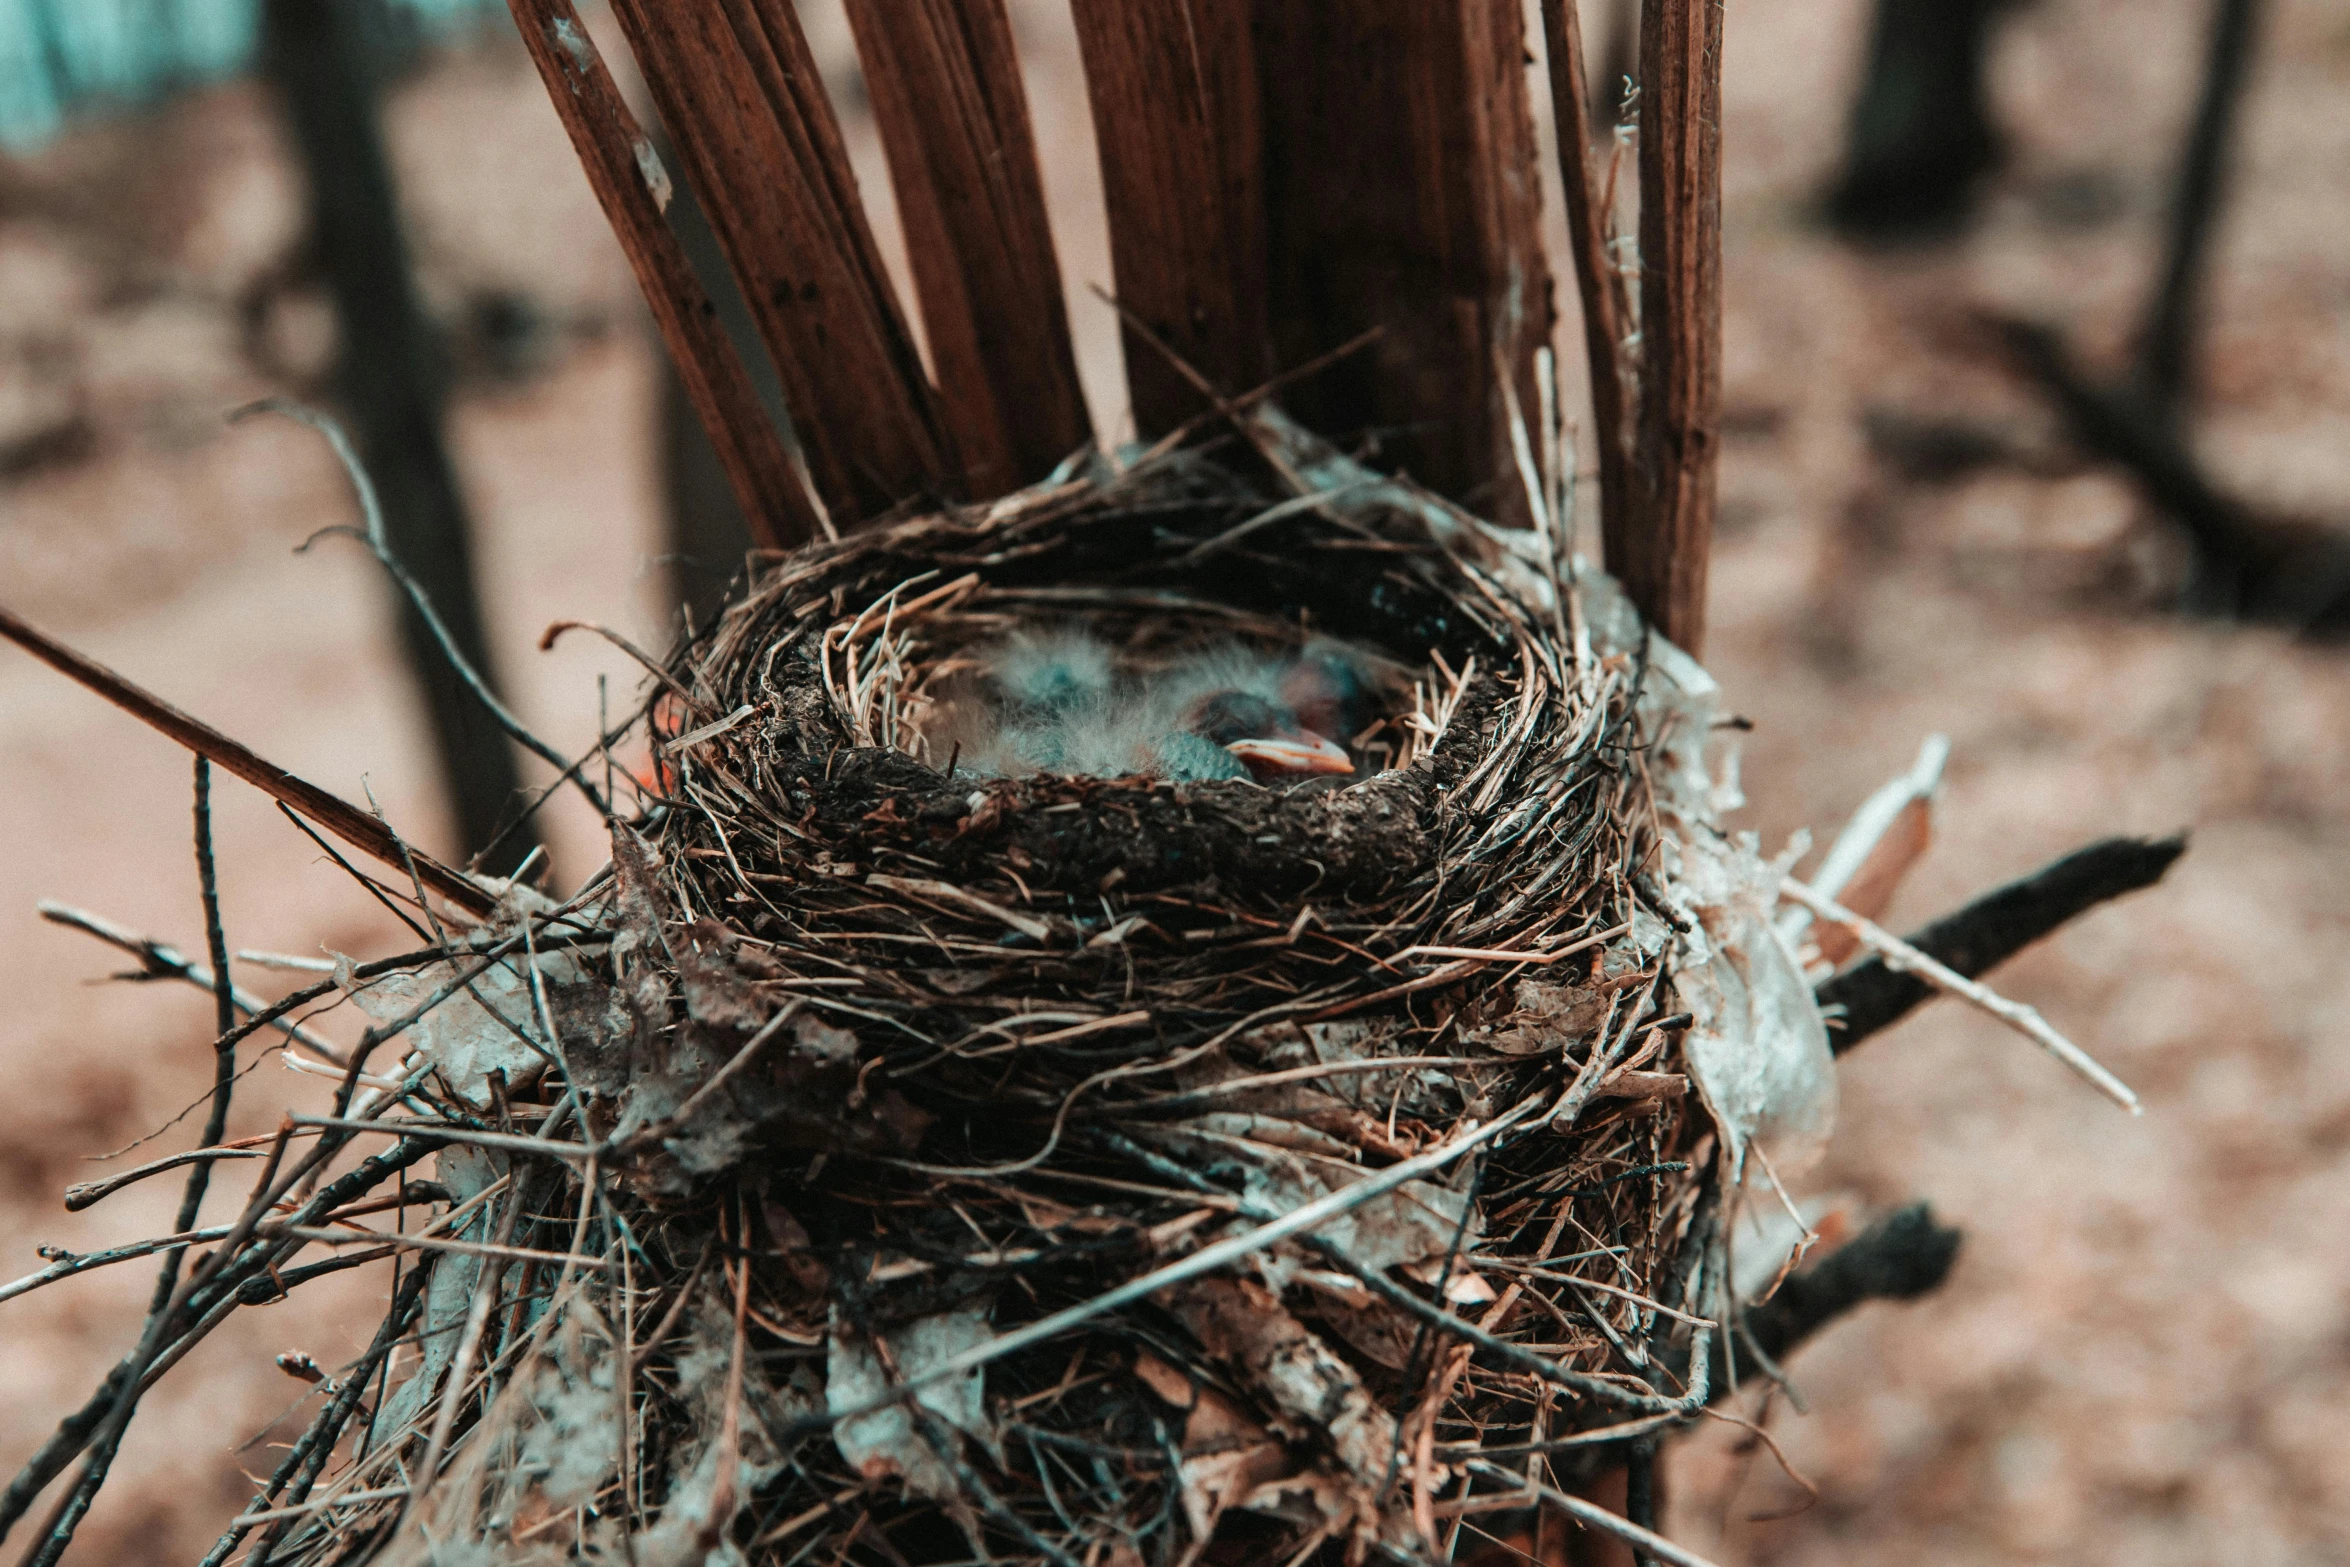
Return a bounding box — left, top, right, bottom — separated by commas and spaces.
941, 631, 1374, 783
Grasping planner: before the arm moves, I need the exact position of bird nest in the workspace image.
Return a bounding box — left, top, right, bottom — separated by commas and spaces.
183, 418, 1837, 1567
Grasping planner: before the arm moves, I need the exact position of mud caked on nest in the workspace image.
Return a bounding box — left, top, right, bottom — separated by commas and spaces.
275, 417, 1835, 1567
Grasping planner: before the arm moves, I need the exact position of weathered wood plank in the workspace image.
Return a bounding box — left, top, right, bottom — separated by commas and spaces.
844, 0, 1091, 497
506, 0, 814, 548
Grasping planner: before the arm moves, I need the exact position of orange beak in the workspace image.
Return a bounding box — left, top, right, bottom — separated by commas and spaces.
1224, 730, 1354, 779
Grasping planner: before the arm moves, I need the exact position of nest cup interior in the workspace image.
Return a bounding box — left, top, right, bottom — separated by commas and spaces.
660, 460, 1556, 904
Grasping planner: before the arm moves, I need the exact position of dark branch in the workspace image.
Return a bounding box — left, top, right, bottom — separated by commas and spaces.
1989, 316, 2350, 630
259, 0, 540, 875
1991, 318, 2261, 602
0, 1138, 437, 1549
1735, 1203, 1963, 1372
214, 1263, 434, 1567
1820, 833, 2186, 1053
1827, 0, 2014, 238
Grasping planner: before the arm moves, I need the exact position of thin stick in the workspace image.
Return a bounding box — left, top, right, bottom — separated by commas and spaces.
1515, 1473, 1725, 1567
37, 901, 346, 1063
149, 759, 241, 1310
866, 874, 1054, 943
0, 1225, 238, 1308
225, 1486, 412, 1529
1399, 920, 1631, 967
0, 603, 492, 915
65, 1149, 262, 1215
406, 1182, 523, 1513
200, 1264, 434, 1567
1781, 877, 2141, 1113
0, 1135, 435, 1548
10, 763, 261, 1564
288, 1117, 599, 1163
249, 398, 606, 819
1542, 0, 1634, 553
1780, 734, 1948, 972
280, 1228, 614, 1271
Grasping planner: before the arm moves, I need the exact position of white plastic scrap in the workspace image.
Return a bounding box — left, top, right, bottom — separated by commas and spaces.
342, 886, 590, 1110
1638, 642, 1838, 1181
1776, 732, 1948, 950
828, 1304, 996, 1502
1666, 827, 1839, 1180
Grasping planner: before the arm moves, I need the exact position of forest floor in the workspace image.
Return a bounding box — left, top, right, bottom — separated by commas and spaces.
0, 0, 2344, 1562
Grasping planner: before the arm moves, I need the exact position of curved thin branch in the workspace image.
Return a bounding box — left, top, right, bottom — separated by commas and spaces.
240, 398, 609, 819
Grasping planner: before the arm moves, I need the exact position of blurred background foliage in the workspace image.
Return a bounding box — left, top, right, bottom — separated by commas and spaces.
0, 0, 497, 149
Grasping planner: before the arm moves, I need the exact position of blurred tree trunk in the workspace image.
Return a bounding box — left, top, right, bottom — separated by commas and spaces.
259, 0, 537, 875
2138, 0, 2261, 418
660, 360, 757, 628
1828, 0, 2015, 237
1990, 0, 2283, 619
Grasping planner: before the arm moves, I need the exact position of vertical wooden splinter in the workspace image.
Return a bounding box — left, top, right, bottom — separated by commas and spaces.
1541, 0, 1635, 566
1630, 0, 1725, 656
844, 0, 1092, 498
1066, 0, 1270, 441
506, 0, 814, 549
1252, 0, 1557, 530
606, 0, 964, 525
